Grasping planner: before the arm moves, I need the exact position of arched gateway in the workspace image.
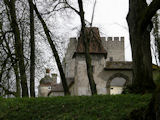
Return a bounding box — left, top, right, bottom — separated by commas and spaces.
106, 73, 129, 94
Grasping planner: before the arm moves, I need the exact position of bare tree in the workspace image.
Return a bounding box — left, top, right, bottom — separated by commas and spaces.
0, 3, 20, 97
33, 2, 70, 95
4, 0, 29, 97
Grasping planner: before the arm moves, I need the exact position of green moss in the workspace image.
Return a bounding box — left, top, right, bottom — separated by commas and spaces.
0, 94, 151, 120
154, 72, 160, 87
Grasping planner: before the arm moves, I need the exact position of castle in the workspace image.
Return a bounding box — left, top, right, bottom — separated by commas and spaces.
38, 27, 135, 96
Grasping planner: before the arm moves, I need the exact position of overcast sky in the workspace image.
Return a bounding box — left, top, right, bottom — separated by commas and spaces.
92, 0, 131, 61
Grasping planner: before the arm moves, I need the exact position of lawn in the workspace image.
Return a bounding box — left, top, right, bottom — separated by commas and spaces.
0, 94, 151, 120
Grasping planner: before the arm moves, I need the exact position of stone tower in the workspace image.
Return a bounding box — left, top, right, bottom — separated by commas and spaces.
72, 27, 107, 95
63, 38, 77, 78
38, 69, 57, 97
63, 27, 126, 96
101, 37, 125, 61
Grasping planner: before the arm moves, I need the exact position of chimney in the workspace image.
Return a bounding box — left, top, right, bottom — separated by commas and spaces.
52, 73, 57, 84
45, 68, 50, 76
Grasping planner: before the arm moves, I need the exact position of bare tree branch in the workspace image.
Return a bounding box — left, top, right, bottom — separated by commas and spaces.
33, 3, 70, 95
0, 84, 16, 96
90, 0, 96, 27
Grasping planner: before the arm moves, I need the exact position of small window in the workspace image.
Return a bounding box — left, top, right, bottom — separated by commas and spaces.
48, 86, 51, 90
109, 57, 113, 61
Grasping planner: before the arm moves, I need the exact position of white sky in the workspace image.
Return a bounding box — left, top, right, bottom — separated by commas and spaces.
92, 0, 131, 61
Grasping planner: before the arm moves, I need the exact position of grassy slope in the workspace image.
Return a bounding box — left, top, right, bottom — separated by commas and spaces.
0, 94, 151, 120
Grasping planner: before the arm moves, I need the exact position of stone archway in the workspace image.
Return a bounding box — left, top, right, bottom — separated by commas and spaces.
106, 73, 129, 94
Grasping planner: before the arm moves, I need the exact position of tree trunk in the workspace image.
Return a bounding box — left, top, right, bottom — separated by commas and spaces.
1, 26, 21, 97
33, 4, 70, 95
127, 0, 160, 119
5, 0, 29, 97
28, 0, 35, 97
13, 63, 20, 97
127, 0, 156, 93
78, 0, 97, 95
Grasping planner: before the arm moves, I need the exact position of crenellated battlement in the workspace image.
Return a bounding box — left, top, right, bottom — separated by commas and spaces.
101, 36, 125, 61
107, 37, 124, 42
106, 37, 124, 49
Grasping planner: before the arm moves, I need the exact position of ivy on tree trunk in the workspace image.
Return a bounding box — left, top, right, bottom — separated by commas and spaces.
127, 0, 160, 119
126, 0, 158, 93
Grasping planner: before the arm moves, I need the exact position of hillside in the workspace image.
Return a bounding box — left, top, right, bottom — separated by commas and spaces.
0, 94, 151, 120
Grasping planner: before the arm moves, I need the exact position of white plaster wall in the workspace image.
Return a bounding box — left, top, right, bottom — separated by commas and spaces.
74, 57, 91, 96
92, 55, 107, 95
38, 86, 51, 97
74, 54, 107, 96
110, 86, 123, 95
49, 92, 64, 96
64, 38, 77, 78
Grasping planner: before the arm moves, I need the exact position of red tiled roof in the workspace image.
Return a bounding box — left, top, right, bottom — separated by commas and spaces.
48, 78, 74, 92
74, 27, 107, 58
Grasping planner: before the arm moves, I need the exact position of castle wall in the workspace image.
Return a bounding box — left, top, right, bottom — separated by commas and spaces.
64, 37, 125, 81
74, 54, 107, 95
101, 37, 125, 61
63, 36, 133, 96
99, 70, 133, 94
74, 54, 133, 95
74, 55, 90, 95
69, 85, 75, 96
63, 38, 77, 78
